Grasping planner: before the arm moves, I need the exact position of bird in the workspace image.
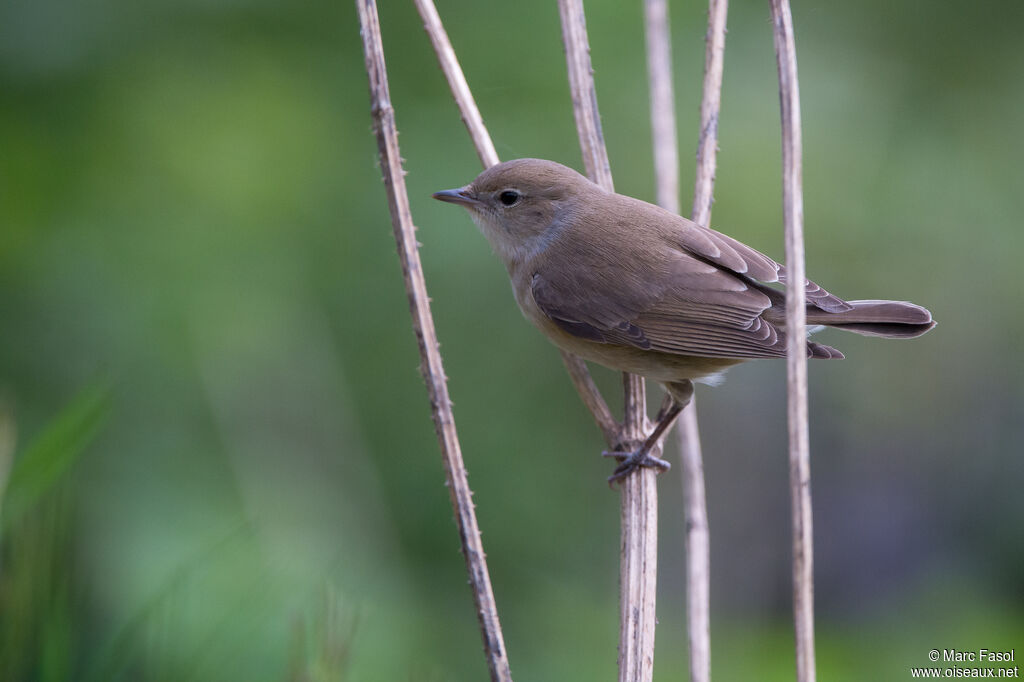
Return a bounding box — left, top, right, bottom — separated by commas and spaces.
433, 158, 935, 481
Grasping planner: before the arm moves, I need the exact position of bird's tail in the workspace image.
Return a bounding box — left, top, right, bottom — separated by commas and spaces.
807, 299, 935, 339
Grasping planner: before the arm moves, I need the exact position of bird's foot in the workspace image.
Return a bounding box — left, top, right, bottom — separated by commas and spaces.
603, 447, 671, 486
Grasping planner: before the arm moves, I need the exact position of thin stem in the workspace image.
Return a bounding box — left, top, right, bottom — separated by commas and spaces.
560, 351, 620, 446
557, 0, 615, 192
692, 0, 729, 228
412, 0, 498, 169
677, 409, 710, 682
768, 1, 815, 681
413, 0, 619, 449
557, 2, 658, 681
681, 1, 729, 679
356, 2, 512, 679
644, 0, 679, 216
618, 466, 659, 682
643, 0, 723, 679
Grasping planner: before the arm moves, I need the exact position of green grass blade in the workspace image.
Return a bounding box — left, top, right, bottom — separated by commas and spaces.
1, 382, 111, 533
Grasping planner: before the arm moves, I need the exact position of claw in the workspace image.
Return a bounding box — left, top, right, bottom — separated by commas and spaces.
600, 382, 690, 487
604, 448, 671, 486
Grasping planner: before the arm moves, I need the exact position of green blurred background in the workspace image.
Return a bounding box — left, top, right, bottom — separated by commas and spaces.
1, 0, 1022, 679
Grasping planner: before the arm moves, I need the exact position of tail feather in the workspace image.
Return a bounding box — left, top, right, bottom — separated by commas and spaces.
807, 299, 935, 339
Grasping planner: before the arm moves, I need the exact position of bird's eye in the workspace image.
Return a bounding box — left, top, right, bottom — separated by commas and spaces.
498, 190, 521, 207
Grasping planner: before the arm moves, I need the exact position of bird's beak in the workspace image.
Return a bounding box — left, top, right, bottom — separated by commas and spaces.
432, 186, 480, 207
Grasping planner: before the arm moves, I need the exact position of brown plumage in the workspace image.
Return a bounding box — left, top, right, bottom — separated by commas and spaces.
433, 158, 935, 477
435, 158, 933, 382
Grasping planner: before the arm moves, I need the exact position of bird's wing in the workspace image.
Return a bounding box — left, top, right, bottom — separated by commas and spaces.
668, 218, 852, 313
529, 195, 852, 359
531, 244, 796, 359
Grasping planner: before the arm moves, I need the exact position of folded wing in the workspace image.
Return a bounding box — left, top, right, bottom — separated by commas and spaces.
530, 215, 843, 359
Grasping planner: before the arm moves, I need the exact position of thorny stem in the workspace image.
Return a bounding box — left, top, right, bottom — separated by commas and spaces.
357, 1, 512, 679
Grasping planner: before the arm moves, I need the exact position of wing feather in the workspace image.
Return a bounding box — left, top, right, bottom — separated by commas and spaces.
653, 199, 853, 313
529, 195, 853, 359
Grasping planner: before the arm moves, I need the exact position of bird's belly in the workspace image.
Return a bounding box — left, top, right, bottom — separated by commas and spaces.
549, 329, 742, 383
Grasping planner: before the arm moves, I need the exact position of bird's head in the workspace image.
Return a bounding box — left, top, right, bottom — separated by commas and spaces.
433, 158, 596, 266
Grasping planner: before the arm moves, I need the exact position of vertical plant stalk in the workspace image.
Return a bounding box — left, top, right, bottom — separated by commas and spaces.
685, 1, 729, 681
644, 0, 726, 679
692, 0, 729, 229
676, 413, 710, 682
413, 0, 619, 446
644, 0, 679, 217
642, 3, 712, 682
356, 2, 512, 680
558, 2, 658, 681
768, 1, 815, 681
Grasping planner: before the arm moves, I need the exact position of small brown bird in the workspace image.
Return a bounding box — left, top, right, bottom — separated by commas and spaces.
434, 158, 934, 480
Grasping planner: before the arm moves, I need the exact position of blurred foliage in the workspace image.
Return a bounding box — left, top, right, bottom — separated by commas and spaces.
1, 383, 108, 532
0, 0, 1022, 679
1, 386, 108, 681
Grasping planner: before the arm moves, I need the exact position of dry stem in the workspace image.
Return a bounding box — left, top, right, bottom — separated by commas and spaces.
677, 411, 710, 682
683, 1, 730, 680
356, 2, 511, 679
559, 352, 620, 445
557, 0, 615, 192
644, 0, 726, 678
644, 0, 679, 217
768, 0, 816, 680
692, 0, 729, 229
412, 0, 498, 169
557, 2, 659, 681
413, 0, 618, 446
641, 3, 712, 681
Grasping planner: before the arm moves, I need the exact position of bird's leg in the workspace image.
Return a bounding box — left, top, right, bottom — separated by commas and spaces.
604, 401, 681, 483
604, 380, 693, 485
